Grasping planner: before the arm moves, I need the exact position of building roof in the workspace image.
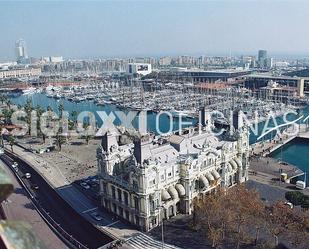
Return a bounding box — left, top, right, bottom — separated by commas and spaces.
169, 135, 184, 145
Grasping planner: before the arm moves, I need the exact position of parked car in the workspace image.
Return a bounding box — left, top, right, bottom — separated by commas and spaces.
89, 181, 98, 188
284, 201, 294, 209
31, 184, 39, 190
80, 182, 90, 189
90, 212, 103, 221
12, 162, 18, 172
24, 173, 31, 179
296, 180, 306, 190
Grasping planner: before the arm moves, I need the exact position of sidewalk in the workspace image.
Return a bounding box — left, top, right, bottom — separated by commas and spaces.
5, 143, 137, 239
5, 142, 181, 249
6, 143, 69, 188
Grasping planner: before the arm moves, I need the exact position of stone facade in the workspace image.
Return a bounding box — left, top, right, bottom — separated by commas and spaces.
97, 117, 250, 231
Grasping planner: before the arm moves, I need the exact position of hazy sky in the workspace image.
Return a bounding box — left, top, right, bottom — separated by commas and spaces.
1, 0, 309, 60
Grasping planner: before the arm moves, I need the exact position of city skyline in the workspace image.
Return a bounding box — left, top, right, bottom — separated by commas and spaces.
1, 1, 309, 60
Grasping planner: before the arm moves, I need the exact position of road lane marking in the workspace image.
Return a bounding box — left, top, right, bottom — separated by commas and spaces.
105, 220, 120, 227
82, 207, 98, 214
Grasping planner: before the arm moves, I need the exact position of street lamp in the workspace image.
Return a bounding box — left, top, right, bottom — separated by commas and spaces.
158, 205, 165, 249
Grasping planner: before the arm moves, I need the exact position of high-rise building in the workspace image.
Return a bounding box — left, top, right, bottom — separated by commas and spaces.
266, 57, 273, 69
258, 50, 267, 68
15, 39, 28, 64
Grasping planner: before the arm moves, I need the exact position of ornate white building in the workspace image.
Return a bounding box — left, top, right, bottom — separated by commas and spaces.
97, 114, 250, 231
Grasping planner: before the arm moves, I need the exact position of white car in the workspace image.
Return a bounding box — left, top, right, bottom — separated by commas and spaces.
284, 202, 294, 209
80, 182, 90, 189
24, 173, 31, 179
296, 180, 306, 190
90, 212, 103, 221
12, 162, 18, 172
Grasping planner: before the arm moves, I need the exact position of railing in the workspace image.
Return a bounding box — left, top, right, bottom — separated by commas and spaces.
3, 150, 89, 249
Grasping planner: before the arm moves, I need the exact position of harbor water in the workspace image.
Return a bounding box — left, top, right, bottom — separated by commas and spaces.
9, 93, 309, 179
271, 137, 309, 185
9, 93, 197, 135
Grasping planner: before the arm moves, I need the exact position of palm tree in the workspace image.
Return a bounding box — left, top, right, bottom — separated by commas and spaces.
85, 134, 91, 145
0, 94, 7, 105
24, 98, 33, 114
2, 109, 13, 124
55, 132, 66, 151
0, 126, 3, 147
71, 110, 78, 128
36, 106, 44, 142
8, 135, 15, 152
5, 99, 12, 109
46, 105, 54, 130
47, 105, 53, 112
58, 102, 64, 118
23, 98, 34, 135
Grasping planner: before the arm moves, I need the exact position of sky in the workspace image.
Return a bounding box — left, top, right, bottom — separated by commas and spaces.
1, 0, 309, 60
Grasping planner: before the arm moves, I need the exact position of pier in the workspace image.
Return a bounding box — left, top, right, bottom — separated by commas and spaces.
251, 123, 309, 185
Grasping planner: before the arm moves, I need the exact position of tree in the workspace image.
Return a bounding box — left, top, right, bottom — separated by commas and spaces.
55, 132, 66, 151
224, 185, 265, 248
68, 120, 74, 131
5, 98, 12, 109
0, 94, 7, 104
0, 126, 3, 147
301, 197, 309, 210
285, 191, 305, 206
193, 184, 309, 249
35, 106, 44, 142
47, 105, 53, 112
71, 110, 78, 128
8, 135, 15, 152
85, 134, 91, 145
193, 189, 229, 248
82, 122, 93, 145
24, 98, 33, 135
58, 102, 64, 118
2, 109, 13, 124
24, 98, 33, 114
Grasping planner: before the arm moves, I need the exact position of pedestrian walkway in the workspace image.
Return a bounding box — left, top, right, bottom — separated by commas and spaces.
5, 142, 181, 249
252, 123, 309, 157
123, 233, 181, 249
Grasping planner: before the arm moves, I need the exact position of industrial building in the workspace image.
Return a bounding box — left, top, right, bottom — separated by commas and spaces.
181, 69, 251, 83
0, 67, 41, 79
127, 63, 152, 76
245, 74, 309, 97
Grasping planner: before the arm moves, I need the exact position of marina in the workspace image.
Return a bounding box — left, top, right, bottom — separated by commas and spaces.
7, 80, 301, 138
1, 2, 309, 249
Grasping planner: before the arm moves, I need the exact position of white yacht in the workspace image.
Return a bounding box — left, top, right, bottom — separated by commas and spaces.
22, 87, 37, 95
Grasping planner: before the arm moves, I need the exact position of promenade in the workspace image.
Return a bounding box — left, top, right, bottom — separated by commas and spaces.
252, 123, 309, 157
250, 123, 309, 192
0, 160, 68, 249
4, 142, 181, 249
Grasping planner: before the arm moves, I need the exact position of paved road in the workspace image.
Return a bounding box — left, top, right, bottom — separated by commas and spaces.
0, 160, 68, 249
1, 152, 112, 249
245, 179, 288, 205
4, 144, 182, 249
57, 185, 94, 213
